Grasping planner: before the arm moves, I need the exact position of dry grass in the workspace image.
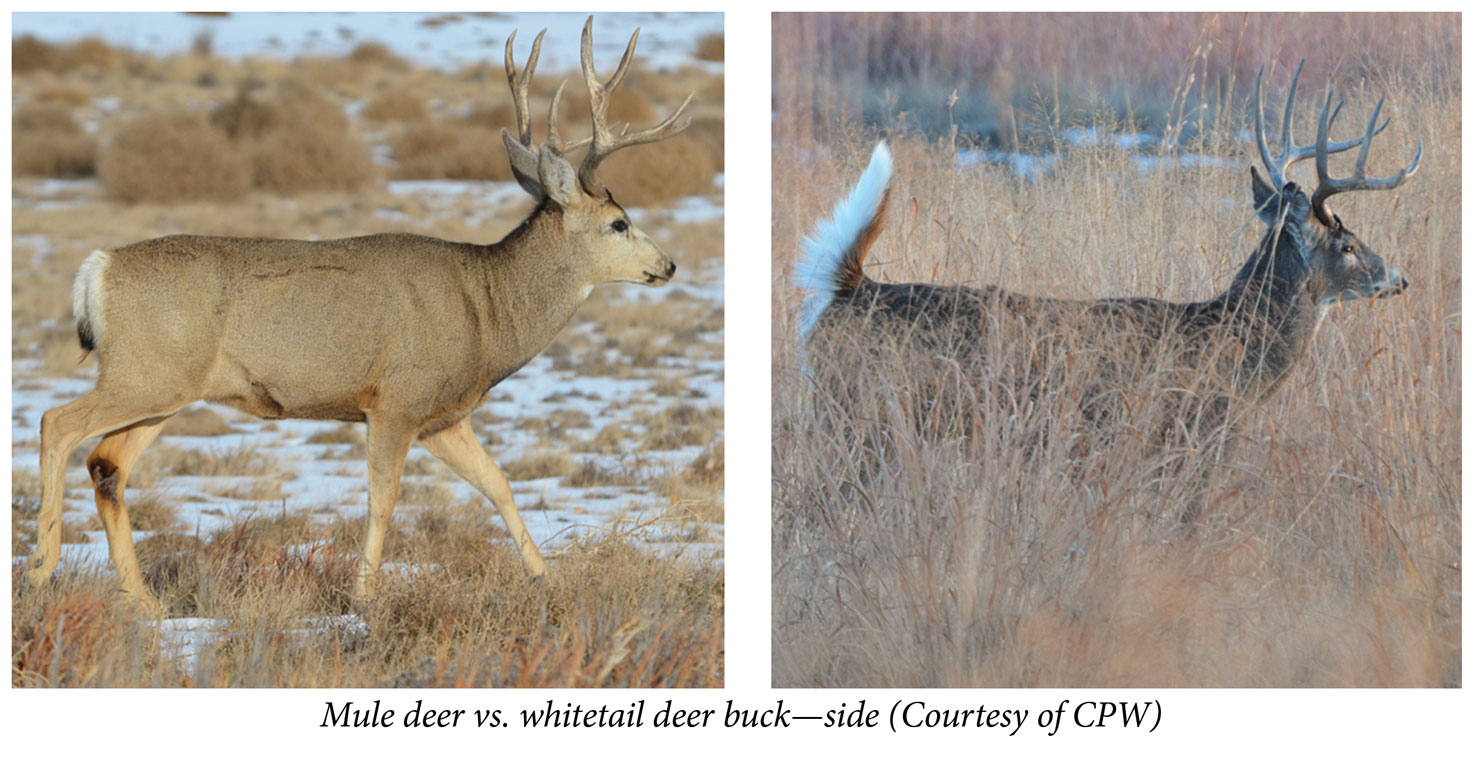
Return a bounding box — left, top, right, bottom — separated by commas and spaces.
694, 34, 724, 63
362, 91, 429, 123
772, 13, 1459, 688
210, 83, 375, 194
13, 34, 142, 75
12, 104, 96, 178
640, 403, 723, 451
12, 517, 721, 687
348, 41, 408, 70
599, 133, 722, 207
99, 111, 253, 203
389, 121, 512, 181
501, 451, 577, 481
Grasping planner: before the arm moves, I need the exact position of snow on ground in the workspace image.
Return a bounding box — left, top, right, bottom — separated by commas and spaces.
11, 11, 724, 73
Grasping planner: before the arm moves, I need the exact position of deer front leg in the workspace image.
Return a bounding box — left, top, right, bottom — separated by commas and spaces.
353, 417, 418, 602
419, 419, 547, 578
86, 418, 169, 615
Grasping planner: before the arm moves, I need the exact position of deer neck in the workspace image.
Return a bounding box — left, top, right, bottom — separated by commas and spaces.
475, 201, 597, 373
1219, 225, 1324, 400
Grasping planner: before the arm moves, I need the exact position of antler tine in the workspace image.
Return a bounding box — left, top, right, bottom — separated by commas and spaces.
546, 79, 593, 156
1257, 57, 1405, 198
503, 28, 546, 148
1277, 58, 1303, 168
1313, 86, 1335, 198
1311, 88, 1423, 222
574, 15, 695, 194
1254, 63, 1285, 187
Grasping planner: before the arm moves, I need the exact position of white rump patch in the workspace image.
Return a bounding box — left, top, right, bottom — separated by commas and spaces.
793, 141, 893, 346
73, 249, 110, 344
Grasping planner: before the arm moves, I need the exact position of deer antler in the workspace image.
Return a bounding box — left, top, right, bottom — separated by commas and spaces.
1310, 87, 1423, 225
504, 28, 544, 149
502, 28, 547, 197
1254, 59, 1422, 225
575, 15, 694, 195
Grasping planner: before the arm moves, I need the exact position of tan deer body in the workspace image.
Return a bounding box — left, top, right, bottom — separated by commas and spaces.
29, 17, 692, 612
796, 61, 1418, 520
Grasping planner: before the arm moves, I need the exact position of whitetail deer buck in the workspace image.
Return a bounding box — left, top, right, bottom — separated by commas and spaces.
28, 17, 693, 613
795, 60, 1419, 520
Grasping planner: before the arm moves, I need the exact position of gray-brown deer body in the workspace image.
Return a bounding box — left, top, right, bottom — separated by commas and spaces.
796, 61, 1417, 520
29, 16, 691, 613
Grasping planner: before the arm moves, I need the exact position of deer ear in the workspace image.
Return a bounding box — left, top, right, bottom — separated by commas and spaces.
1250, 167, 1279, 225
537, 143, 579, 208
501, 129, 545, 199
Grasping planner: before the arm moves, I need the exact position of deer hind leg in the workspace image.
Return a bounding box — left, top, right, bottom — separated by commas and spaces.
352, 416, 419, 601
418, 419, 547, 578
32, 391, 180, 596
86, 417, 169, 612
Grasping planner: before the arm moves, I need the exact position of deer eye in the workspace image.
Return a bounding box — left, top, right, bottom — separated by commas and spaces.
611, 219, 629, 234
1340, 244, 1355, 255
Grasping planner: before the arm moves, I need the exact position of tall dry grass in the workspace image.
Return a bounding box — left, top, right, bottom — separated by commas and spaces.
772, 13, 1459, 687
13, 511, 722, 688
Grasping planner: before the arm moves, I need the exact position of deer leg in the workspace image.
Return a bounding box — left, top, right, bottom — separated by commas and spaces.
86, 418, 169, 613
31, 391, 180, 593
419, 419, 547, 579
352, 417, 418, 601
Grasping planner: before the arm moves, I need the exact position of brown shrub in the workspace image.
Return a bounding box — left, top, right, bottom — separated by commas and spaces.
362, 91, 428, 123
14, 103, 80, 133
211, 82, 348, 139
99, 112, 252, 203
349, 41, 407, 70
13, 35, 139, 75
207, 83, 373, 194
247, 124, 375, 194
694, 33, 724, 62
13, 584, 127, 686
13, 104, 96, 178
390, 122, 512, 181
461, 102, 517, 131
13, 35, 60, 73
64, 37, 127, 71
31, 85, 91, 107
209, 88, 281, 139
598, 132, 722, 206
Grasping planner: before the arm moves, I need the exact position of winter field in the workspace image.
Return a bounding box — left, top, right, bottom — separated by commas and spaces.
771, 13, 1459, 687
12, 11, 723, 687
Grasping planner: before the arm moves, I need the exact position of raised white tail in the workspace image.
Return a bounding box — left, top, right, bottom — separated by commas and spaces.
793, 141, 893, 345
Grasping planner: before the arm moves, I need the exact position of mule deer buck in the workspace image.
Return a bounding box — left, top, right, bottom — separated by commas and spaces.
27, 16, 693, 613
795, 60, 1418, 520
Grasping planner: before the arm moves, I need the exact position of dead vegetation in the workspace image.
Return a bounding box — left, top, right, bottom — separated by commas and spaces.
12, 103, 96, 177
12, 30, 724, 205
99, 111, 253, 203
13, 513, 722, 687
772, 14, 1459, 687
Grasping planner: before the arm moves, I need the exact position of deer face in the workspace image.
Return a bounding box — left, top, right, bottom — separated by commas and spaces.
533, 143, 676, 288
571, 193, 676, 287
1251, 171, 1407, 306
1307, 213, 1407, 305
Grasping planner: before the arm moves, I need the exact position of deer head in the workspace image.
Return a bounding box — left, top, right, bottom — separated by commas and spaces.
1252, 59, 1420, 306
500, 16, 693, 287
